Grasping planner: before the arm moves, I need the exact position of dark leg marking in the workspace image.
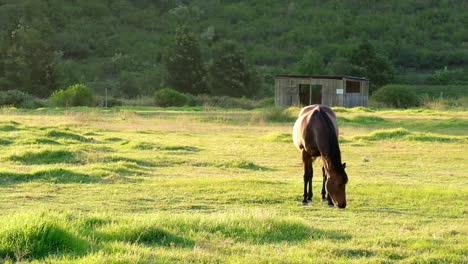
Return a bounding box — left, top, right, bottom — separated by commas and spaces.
302, 150, 313, 205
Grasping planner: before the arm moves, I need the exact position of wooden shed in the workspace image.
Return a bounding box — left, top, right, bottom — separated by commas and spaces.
273, 75, 369, 107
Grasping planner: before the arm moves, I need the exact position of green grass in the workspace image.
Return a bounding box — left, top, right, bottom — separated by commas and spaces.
0, 107, 466, 263
352, 128, 467, 143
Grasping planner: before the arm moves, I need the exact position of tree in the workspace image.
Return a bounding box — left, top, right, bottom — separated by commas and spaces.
208, 41, 260, 98
0, 24, 59, 97
294, 48, 326, 75
164, 26, 208, 95
347, 41, 395, 91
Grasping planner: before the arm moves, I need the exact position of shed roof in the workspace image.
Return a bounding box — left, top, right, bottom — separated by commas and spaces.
273, 74, 369, 81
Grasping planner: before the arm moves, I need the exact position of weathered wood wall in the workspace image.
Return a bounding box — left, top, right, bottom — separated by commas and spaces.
275, 76, 369, 107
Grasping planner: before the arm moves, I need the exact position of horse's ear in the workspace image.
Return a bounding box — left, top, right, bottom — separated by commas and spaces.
342, 163, 346, 169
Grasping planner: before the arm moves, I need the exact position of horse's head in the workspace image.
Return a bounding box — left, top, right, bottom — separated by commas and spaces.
326, 163, 348, 208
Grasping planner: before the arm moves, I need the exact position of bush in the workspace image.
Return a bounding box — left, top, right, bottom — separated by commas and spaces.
257, 97, 275, 108
372, 85, 421, 108
154, 88, 188, 107
0, 90, 44, 109
50, 84, 96, 107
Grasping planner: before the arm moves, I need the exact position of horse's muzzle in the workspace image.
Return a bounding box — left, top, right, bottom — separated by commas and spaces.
337, 203, 347, 209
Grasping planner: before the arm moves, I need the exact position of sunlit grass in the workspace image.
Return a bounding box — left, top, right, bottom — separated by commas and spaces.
0, 107, 466, 263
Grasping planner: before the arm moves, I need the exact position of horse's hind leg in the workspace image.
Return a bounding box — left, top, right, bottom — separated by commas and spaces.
302, 150, 313, 204
321, 167, 327, 202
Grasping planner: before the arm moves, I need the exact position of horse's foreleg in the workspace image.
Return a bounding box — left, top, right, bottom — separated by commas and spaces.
307, 164, 313, 202
321, 167, 327, 202
302, 150, 312, 204
302, 172, 308, 205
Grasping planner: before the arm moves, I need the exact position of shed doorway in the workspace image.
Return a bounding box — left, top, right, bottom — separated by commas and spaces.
344, 80, 362, 107
299, 84, 322, 106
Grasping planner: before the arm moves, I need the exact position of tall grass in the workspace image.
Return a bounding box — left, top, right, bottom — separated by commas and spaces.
0, 214, 88, 261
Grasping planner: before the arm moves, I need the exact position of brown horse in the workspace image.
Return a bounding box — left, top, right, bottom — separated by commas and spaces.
292, 105, 348, 208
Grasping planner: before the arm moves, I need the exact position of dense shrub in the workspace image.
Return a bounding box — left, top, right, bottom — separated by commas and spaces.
372, 85, 421, 108
154, 88, 188, 107
50, 84, 96, 107
0, 90, 44, 109
257, 97, 275, 108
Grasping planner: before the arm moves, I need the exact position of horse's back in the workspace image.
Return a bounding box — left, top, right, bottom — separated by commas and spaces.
292, 105, 338, 152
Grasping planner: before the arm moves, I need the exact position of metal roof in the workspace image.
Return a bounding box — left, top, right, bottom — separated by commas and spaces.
273, 74, 369, 81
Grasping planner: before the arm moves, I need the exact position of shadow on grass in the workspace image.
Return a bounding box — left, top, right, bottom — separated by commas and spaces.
8, 150, 79, 164
45, 130, 91, 142
264, 226, 350, 243
102, 156, 183, 168
0, 139, 13, 145
333, 248, 376, 258
209, 220, 351, 244
0, 168, 101, 185
130, 141, 201, 153
191, 160, 274, 171
97, 225, 194, 248
0, 124, 20, 131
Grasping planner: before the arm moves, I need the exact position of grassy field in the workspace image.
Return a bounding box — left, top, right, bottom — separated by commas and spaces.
0, 106, 466, 264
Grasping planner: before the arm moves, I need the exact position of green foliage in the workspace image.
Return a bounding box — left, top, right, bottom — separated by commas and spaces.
294, 48, 326, 75
51, 84, 96, 107
164, 27, 208, 95
208, 41, 261, 98
1, 1, 467, 99
154, 88, 188, 107
257, 97, 275, 108
0, 90, 44, 109
348, 41, 395, 90
428, 67, 468, 85
372, 85, 421, 108
118, 71, 141, 98
409, 85, 467, 99
0, 24, 59, 97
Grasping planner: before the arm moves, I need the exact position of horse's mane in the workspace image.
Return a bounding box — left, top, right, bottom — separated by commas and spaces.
316, 108, 343, 172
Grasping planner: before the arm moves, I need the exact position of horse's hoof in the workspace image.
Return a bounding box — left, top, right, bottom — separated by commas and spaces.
302, 201, 309, 206
307, 199, 312, 202
321, 198, 327, 202
328, 204, 335, 208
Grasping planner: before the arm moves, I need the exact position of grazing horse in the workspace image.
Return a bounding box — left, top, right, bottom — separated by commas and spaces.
292, 105, 348, 208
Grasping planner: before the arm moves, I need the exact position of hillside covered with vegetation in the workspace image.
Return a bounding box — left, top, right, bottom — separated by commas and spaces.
0, 0, 467, 99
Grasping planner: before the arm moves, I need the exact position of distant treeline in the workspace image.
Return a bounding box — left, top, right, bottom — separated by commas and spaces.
0, 0, 467, 98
